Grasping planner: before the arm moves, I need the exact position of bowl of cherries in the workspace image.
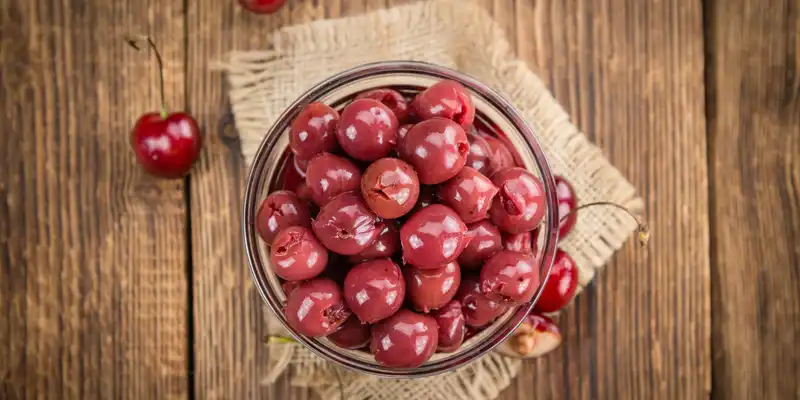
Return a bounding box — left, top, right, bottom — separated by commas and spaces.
243, 61, 565, 377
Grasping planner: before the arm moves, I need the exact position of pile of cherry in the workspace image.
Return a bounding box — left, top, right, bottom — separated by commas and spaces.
256, 80, 580, 368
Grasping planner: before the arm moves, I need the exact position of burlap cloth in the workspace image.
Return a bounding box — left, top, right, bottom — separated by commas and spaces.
217, 1, 643, 398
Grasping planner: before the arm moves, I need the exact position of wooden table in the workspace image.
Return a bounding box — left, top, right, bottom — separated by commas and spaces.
1, 0, 798, 399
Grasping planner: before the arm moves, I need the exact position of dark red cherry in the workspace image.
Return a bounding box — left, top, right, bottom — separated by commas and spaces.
481, 135, 516, 175
465, 131, 492, 175
555, 176, 578, 238
347, 221, 400, 264
284, 278, 350, 337
305, 153, 361, 206
238, 0, 286, 14
397, 123, 413, 144
431, 300, 466, 353
397, 118, 469, 185
361, 157, 420, 219
343, 259, 405, 324
131, 112, 202, 179
457, 276, 508, 328
256, 190, 312, 245
533, 249, 578, 313
295, 182, 314, 202
312, 192, 380, 255
502, 231, 534, 254
400, 204, 471, 269
489, 167, 546, 234
480, 250, 540, 305
411, 80, 475, 128
356, 88, 410, 122
404, 261, 461, 312
328, 315, 371, 350
370, 309, 438, 368
336, 98, 398, 161
437, 166, 499, 223
458, 220, 502, 270
270, 226, 328, 281
289, 102, 339, 159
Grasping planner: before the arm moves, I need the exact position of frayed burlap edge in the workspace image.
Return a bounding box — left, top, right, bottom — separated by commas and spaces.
218, 0, 643, 399
262, 343, 520, 400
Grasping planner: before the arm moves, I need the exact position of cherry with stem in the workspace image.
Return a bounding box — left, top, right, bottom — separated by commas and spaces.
125, 35, 202, 179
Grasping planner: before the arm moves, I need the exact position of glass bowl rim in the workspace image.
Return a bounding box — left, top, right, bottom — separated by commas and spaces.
242, 60, 560, 378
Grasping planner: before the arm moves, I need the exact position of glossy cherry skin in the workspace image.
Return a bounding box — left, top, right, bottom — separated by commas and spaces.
361, 157, 420, 219
397, 124, 413, 144
405, 261, 461, 312
343, 258, 405, 324
337, 98, 399, 161
411, 80, 475, 129
289, 102, 339, 159
533, 249, 578, 313
555, 176, 578, 238
397, 118, 470, 184
270, 226, 328, 281
400, 204, 471, 269
312, 192, 380, 255
370, 309, 438, 368
284, 278, 350, 337
328, 315, 371, 350
295, 182, 314, 202
347, 221, 400, 264
256, 190, 312, 245
458, 220, 503, 270
480, 135, 516, 175
457, 276, 508, 328
131, 112, 203, 179
465, 131, 492, 175
437, 166, 499, 223
432, 300, 466, 353
480, 250, 540, 305
305, 153, 361, 206
238, 0, 286, 14
489, 167, 546, 234
502, 231, 534, 254
356, 88, 410, 122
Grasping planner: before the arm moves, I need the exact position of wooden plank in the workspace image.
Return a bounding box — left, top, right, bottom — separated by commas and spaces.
185, 1, 313, 399
502, 1, 711, 399
706, 1, 800, 399
0, 0, 188, 399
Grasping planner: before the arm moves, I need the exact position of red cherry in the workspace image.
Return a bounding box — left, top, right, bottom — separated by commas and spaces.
555, 176, 578, 238
534, 249, 578, 313
238, 0, 286, 14
126, 36, 202, 179
131, 112, 202, 178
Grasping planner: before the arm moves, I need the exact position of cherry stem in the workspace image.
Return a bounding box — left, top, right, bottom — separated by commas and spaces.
124, 35, 168, 118
265, 335, 297, 345
558, 201, 650, 246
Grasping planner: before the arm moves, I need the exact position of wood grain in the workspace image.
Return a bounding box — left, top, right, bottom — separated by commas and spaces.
0, 0, 189, 399
185, 1, 313, 399
706, 1, 800, 399
501, 1, 711, 399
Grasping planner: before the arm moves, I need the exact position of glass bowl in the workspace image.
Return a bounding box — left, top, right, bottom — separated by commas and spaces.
242, 61, 560, 378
